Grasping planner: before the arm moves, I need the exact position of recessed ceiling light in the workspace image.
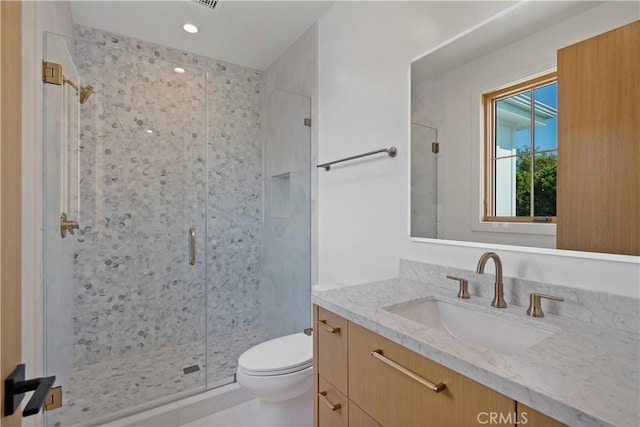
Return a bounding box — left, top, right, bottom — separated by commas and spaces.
183, 23, 198, 34
146, 129, 153, 134
174, 67, 185, 74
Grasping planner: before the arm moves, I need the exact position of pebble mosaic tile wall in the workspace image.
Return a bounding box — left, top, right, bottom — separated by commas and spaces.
73, 26, 264, 377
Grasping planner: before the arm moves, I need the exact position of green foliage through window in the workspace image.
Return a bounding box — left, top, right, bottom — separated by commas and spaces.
486, 75, 557, 220
515, 152, 556, 217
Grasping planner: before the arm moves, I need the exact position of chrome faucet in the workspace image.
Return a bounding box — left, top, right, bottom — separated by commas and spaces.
476, 252, 507, 308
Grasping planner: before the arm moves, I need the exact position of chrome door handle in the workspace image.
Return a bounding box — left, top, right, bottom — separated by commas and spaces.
189, 227, 196, 266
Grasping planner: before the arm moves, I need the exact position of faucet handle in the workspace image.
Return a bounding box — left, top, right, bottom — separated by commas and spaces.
446, 275, 470, 299
527, 293, 564, 318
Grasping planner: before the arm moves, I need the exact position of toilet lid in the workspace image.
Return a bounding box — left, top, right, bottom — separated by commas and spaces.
238, 333, 312, 376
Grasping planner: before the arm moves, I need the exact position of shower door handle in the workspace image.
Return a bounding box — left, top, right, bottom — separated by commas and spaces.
189, 227, 196, 266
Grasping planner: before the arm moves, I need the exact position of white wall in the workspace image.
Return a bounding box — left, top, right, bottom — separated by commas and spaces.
22, 2, 74, 425
317, 1, 640, 297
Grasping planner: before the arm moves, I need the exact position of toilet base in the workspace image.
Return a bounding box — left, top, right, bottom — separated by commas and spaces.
252, 387, 312, 427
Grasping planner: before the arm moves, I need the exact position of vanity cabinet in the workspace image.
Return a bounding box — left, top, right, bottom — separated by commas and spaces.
314, 306, 350, 427
316, 306, 349, 395
517, 403, 565, 427
314, 305, 567, 427
349, 322, 513, 426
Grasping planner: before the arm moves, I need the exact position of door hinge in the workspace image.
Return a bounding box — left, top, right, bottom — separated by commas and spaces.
304, 118, 312, 127
42, 61, 62, 85
44, 386, 62, 411
431, 142, 440, 153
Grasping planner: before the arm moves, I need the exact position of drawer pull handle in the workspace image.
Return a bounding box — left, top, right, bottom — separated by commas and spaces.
318, 391, 341, 411
318, 319, 340, 334
371, 349, 446, 393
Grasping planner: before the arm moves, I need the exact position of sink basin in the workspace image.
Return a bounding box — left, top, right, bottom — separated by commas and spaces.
384, 298, 554, 355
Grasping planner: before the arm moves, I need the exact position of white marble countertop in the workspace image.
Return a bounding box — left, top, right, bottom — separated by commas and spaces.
312, 278, 640, 427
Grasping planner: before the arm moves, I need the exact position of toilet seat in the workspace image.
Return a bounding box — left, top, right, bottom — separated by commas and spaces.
238, 333, 312, 377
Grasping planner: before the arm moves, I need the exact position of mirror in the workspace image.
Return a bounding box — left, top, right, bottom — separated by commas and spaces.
410, 1, 639, 251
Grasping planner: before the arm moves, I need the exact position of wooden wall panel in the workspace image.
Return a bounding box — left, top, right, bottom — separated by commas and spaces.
557, 21, 639, 255
1, 1, 23, 425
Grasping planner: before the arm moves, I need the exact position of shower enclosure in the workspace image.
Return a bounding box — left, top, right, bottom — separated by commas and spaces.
43, 29, 311, 426
411, 122, 439, 238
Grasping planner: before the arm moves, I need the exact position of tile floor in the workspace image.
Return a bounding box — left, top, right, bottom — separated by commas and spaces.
48, 331, 269, 426
180, 399, 262, 427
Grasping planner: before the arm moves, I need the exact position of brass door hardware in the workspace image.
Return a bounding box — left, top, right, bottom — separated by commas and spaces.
446, 275, 470, 299
371, 349, 445, 393
43, 61, 94, 104
317, 319, 340, 334
432, 142, 440, 153
189, 227, 196, 266
44, 386, 62, 411
43, 61, 63, 85
317, 391, 341, 411
527, 293, 564, 318
60, 213, 79, 238
304, 118, 312, 126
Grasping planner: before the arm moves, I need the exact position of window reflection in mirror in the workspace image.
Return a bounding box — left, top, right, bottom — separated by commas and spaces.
484, 73, 557, 222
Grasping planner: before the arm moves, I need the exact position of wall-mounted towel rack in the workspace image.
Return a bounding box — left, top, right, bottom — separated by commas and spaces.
317, 146, 397, 171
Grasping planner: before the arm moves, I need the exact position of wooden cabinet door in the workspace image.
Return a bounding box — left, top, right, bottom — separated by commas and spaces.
557, 20, 640, 255
349, 323, 514, 426
349, 401, 381, 427
517, 403, 566, 427
317, 306, 349, 394
318, 376, 349, 427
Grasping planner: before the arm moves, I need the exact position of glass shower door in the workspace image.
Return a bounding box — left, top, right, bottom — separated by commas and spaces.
204, 85, 312, 388
411, 122, 439, 238
43, 32, 208, 426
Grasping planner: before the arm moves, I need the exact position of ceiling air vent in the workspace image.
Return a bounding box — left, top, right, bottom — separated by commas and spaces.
191, 0, 219, 11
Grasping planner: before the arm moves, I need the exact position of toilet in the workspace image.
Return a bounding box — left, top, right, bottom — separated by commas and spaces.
236, 333, 313, 427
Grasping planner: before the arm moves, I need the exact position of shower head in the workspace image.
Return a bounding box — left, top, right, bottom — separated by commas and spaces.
79, 85, 93, 105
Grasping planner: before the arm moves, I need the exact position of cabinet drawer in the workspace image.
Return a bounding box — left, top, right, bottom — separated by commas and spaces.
349, 401, 381, 427
318, 376, 348, 427
317, 306, 348, 394
517, 403, 566, 427
349, 323, 514, 426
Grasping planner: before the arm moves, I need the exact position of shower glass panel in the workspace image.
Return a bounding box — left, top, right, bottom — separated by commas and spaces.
43, 32, 79, 427
411, 123, 439, 238
43, 27, 313, 426
261, 89, 312, 337
205, 86, 312, 388
44, 32, 207, 426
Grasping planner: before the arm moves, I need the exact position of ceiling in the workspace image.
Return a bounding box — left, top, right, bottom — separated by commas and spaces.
70, 0, 335, 70
411, 1, 603, 83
